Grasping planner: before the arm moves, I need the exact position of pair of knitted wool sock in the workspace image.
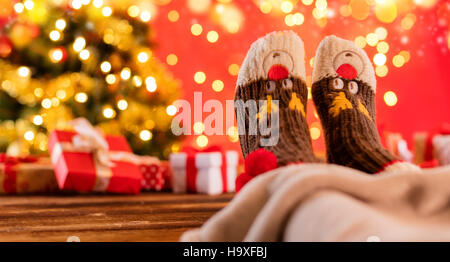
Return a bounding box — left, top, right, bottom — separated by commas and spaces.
235, 31, 420, 191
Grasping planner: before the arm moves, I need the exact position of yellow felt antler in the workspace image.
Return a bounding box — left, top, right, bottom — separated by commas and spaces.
329, 92, 353, 117
257, 95, 279, 121
289, 92, 305, 117
358, 98, 372, 121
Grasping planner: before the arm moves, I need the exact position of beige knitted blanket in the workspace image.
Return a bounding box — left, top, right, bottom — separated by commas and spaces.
180, 163, 450, 242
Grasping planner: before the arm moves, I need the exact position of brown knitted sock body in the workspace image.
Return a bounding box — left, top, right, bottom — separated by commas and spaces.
235, 31, 318, 166
236, 78, 317, 165
312, 35, 420, 173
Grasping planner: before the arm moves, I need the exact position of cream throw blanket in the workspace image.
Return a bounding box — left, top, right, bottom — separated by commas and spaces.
180, 163, 450, 242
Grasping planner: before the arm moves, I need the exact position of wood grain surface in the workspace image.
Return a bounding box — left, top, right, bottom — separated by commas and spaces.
0, 192, 234, 242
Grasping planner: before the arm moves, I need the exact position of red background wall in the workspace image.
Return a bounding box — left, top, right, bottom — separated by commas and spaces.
150, 0, 450, 154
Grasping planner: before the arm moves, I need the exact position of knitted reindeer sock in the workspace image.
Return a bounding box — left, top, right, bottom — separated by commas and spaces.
235, 31, 318, 166
311, 35, 420, 173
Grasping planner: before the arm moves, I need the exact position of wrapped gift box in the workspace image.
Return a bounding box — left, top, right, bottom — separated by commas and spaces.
0, 155, 58, 194
140, 161, 172, 191
49, 130, 142, 194
169, 150, 238, 195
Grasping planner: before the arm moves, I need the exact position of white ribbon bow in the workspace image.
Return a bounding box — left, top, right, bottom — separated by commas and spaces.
70, 118, 115, 167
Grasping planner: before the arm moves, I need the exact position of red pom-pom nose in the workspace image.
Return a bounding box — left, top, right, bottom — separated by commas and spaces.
268, 65, 289, 81
245, 148, 278, 177
336, 64, 357, 80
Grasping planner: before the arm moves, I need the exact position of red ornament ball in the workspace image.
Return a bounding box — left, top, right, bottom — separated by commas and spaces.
244, 148, 278, 177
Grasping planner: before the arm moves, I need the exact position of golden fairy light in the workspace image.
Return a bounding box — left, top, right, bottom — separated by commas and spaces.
145, 76, 157, 92
196, 135, 208, 148
168, 10, 180, 22
139, 130, 153, 141
375, 0, 397, 23
93, 0, 103, 8
132, 75, 142, 87
41, 98, 52, 109
14, 3, 25, 13
55, 19, 66, 30
102, 106, 116, 118
140, 11, 151, 22
281, 1, 293, 13
259, 1, 272, 14
212, 80, 224, 92
401, 14, 414, 30
366, 33, 379, 46
18, 66, 31, 78
74, 92, 88, 103
194, 71, 206, 84
392, 55, 405, 67
79, 49, 90, 60
373, 53, 387, 66
49, 30, 61, 41
51, 98, 60, 107
310, 127, 321, 140
213, 4, 245, 34
376, 65, 388, 77
206, 31, 219, 43
187, 0, 211, 14
73, 37, 86, 52
166, 54, 178, 66
34, 88, 43, 98
49, 48, 63, 63
193, 122, 205, 134
355, 36, 366, 48
166, 105, 177, 116
56, 90, 66, 100
227, 126, 239, 142
285, 14, 295, 26
71, 0, 82, 9
33, 115, 43, 125
384, 91, 397, 106
24, 0, 34, 10
292, 13, 305, 25
375, 27, 388, 40
399, 50, 411, 62
137, 51, 149, 63
191, 24, 203, 36
105, 74, 116, 84
24, 131, 35, 141
120, 67, 131, 80
102, 6, 113, 17
376, 41, 389, 54
117, 99, 128, 110
100, 61, 111, 73
128, 5, 140, 17
228, 64, 239, 76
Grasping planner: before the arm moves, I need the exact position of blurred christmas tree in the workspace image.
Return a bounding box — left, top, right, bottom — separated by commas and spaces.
0, 0, 181, 158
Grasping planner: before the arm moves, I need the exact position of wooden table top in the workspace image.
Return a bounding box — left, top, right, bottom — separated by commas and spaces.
0, 192, 234, 242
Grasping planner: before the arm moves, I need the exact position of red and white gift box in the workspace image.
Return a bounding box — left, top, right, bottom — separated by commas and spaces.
48, 119, 142, 194
140, 161, 171, 191
169, 148, 238, 195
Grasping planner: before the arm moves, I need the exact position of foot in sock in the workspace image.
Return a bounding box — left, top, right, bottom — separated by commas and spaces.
235, 31, 318, 167
311, 35, 420, 173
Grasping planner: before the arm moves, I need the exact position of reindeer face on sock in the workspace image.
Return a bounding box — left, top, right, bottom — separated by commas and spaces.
235, 31, 317, 164
236, 32, 308, 115
312, 36, 376, 121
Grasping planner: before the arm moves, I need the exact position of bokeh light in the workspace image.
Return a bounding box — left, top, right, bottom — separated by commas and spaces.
384, 91, 398, 106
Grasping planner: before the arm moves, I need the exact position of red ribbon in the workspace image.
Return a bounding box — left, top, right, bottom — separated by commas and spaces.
0, 154, 37, 194
424, 123, 450, 162
182, 146, 228, 193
